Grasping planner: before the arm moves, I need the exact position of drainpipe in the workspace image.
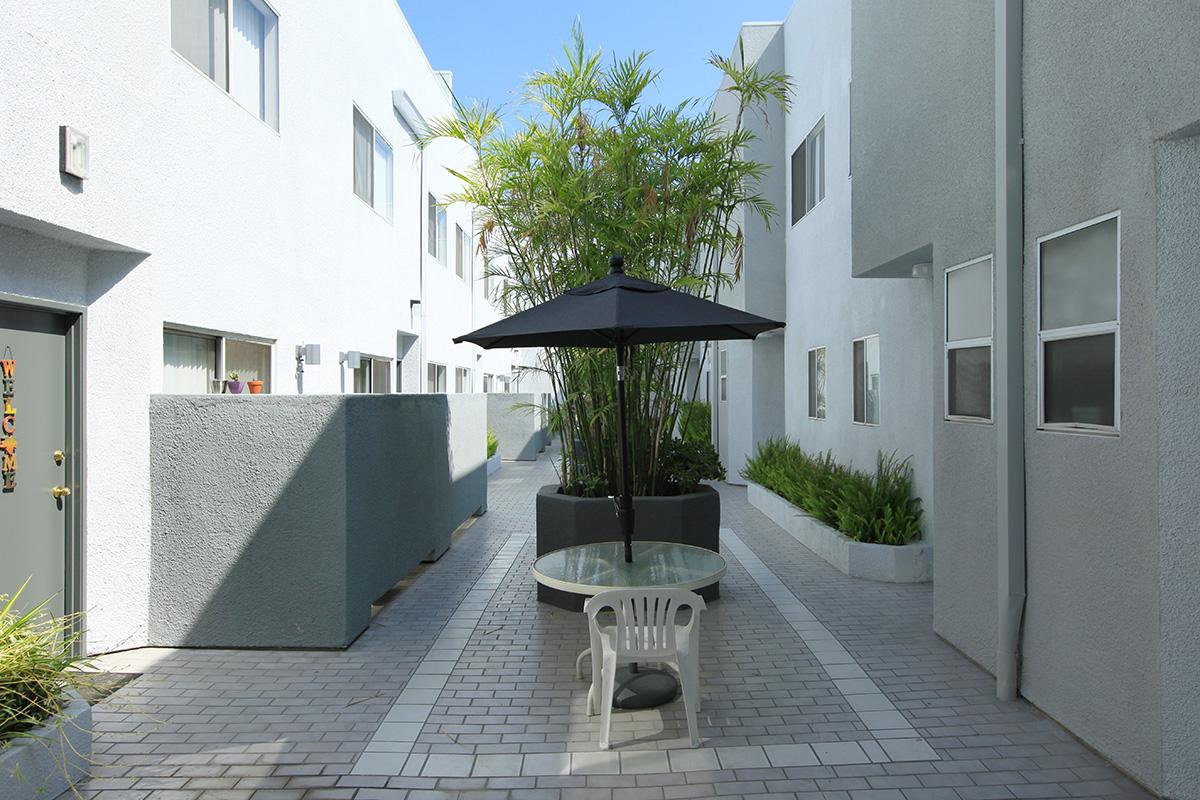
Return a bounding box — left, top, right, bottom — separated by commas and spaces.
394, 90, 427, 392
994, 0, 1026, 702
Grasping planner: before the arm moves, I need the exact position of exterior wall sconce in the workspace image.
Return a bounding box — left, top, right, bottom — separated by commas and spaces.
340, 351, 362, 370
59, 126, 89, 179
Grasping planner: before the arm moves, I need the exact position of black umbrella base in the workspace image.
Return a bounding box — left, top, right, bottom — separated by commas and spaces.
612, 665, 679, 709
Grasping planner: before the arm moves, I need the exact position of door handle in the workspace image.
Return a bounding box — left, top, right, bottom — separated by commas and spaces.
52, 485, 71, 498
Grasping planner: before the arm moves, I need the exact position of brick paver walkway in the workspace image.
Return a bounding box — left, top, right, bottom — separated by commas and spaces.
68, 453, 1152, 799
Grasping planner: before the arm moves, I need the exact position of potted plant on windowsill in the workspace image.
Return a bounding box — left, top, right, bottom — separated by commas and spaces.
225, 372, 245, 394
246, 380, 265, 395
0, 581, 92, 800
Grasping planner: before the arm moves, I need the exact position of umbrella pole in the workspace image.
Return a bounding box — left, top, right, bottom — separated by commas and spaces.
615, 343, 634, 563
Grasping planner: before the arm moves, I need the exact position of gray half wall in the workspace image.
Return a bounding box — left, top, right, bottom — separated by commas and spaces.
487, 393, 545, 460
148, 394, 487, 649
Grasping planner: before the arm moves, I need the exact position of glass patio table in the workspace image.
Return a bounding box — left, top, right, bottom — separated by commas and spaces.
532, 540, 727, 709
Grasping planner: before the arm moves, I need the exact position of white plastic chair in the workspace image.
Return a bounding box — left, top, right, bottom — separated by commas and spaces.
583, 588, 706, 749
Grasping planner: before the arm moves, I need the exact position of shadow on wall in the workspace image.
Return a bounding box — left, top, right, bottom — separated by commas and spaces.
147, 394, 488, 649
487, 392, 549, 461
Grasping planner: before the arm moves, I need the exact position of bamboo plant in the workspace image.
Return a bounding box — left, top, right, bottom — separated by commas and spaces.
423, 25, 790, 496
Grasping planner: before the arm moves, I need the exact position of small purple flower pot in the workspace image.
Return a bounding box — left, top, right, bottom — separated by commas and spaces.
226, 381, 245, 394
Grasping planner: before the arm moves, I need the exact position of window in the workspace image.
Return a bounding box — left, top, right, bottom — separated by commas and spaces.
510, 365, 522, 391
437, 208, 448, 265
427, 362, 447, 393
807, 346, 826, 419
171, 0, 279, 129
791, 118, 825, 224
455, 367, 471, 393
352, 107, 392, 220
427, 195, 448, 263
225, 338, 271, 393
163, 330, 216, 393
499, 375, 512, 392
718, 348, 728, 402
852, 335, 880, 425
455, 224, 469, 279
482, 373, 494, 392
352, 356, 390, 394
945, 256, 993, 421
163, 328, 271, 393
1037, 214, 1119, 432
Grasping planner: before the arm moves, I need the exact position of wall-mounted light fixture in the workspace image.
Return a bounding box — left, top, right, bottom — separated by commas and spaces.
339, 351, 362, 370
59, 126, 89, 179
294, 344, 321, 394
911, 261, 933, 279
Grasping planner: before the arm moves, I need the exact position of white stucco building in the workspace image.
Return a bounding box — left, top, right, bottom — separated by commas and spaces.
0, 0, 537, 653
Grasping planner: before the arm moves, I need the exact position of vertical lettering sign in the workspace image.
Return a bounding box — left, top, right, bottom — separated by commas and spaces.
1, 347, 15, 491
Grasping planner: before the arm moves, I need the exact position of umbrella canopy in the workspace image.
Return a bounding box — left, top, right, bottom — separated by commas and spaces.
453, 257, 783, 348
455, 255, 784, 564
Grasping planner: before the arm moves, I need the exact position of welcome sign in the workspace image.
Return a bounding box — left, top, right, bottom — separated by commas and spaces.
1, 349, 15, 491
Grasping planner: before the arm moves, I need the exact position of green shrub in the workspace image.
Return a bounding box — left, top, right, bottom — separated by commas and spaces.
741, 438, 923, 545
677, 401, 712, 445
660, 438, 726, 494
1, 581, 84, 744
486, 428, 498, 459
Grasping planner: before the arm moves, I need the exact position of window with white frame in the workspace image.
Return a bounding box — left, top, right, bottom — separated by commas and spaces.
510, 364, 522, 391
807, 346, 826, 419
455, 367, 471, 393
171, 0, 279, 129
352, 356, 391, 394
852, 334, 880, 425
1038, 214, 1119, 431
791, 118, 825, 224
455, 224, 469, 279
499, 375, 511, 392
352, 107, 392, 220
718, 348, 728, 402
427, 194, 438, 257
427, 362, 447, 393
482, 373, 494, 393
163, 328, 272, 393
945, 256, 993, 421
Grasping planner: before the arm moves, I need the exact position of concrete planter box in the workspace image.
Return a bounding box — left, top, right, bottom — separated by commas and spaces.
0, 690, 91, 800
487, 453, 501, 476
747, 480, 932, 583
535, 484, 721, 610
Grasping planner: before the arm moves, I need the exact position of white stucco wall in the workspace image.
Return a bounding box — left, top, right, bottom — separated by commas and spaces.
0, 0, 531, 652
780, 0, 935, 532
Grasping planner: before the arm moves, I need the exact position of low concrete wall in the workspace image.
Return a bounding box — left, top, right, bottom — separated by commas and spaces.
148, 394, 487, 648
747, 481, 932, 583
487, 393, 544, 460
486, 453, 501, 476
0, 690, 91, 800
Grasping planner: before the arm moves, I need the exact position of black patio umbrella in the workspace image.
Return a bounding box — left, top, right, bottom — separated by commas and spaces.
454, 255, 784, 563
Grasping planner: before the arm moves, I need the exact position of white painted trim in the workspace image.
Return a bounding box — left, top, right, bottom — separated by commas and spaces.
943, 254, 994, 423
1035, 211, 1120, 434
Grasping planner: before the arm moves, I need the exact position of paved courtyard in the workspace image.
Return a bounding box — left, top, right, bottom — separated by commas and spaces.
72, 454, 1150, 799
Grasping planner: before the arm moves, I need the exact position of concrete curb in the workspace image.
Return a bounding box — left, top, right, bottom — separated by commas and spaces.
0, 690, 92, 800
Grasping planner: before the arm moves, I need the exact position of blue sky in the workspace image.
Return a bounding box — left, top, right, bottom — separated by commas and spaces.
397, 0, 793, 126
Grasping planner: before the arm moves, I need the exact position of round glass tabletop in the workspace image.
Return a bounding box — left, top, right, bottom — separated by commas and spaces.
532, 540, 727, 596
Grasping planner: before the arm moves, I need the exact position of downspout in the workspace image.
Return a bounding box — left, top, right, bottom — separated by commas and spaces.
994, 0, 1026, 702
394, 90, 427, 393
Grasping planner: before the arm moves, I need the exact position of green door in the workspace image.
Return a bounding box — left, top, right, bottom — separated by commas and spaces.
0, 305, 75, 619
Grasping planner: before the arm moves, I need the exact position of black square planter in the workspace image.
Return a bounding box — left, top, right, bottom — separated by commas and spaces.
534, 483, 721, 611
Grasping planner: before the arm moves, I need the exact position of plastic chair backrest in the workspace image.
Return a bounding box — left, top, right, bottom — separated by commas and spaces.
584, 588, 706, 660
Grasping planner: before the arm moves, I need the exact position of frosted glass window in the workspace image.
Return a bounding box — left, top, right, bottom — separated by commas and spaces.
163, 331, 216, 394
1038, 215, 1119, 431
427, 363, 447, 393
171, 0, 227, 88
1040, 217, 1118, 330
947, 258, 992, 342
173, 0, 277, 129
853, 335, 880, 425
228, 0, 278, 128
225, 339, 271, 392
437, 208, 448, 265
353, 108, 373, 205
455, 367, 470, 393
807, 347, 826, 419
455, 225, 467, 279
427, 194, 438, 257
371, 358, 391, 394
373, 133, 393, 220
719, 348, 728, 401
